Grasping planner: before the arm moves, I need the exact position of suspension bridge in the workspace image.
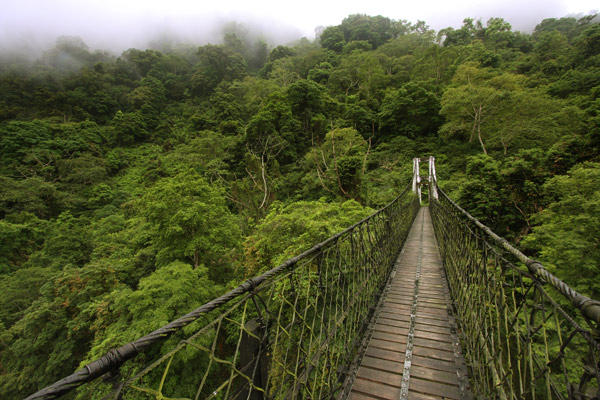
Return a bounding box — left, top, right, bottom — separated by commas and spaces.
27, 157, 600, 400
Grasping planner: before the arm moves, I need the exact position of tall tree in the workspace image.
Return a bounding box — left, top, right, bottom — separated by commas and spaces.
139, 170, 241, 281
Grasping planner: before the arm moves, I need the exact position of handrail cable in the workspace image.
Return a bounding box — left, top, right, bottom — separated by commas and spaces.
436, 184, 600, 324
27, 184, 419, 400
429, 167, 600, 399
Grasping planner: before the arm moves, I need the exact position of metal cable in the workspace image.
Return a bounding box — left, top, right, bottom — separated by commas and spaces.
26, 185, 418, 400
430, 182, 600, 399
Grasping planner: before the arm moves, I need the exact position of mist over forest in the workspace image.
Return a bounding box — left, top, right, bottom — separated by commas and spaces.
1, 9, 599, 399
0, 17, 306, 65
1, 0, 597, 60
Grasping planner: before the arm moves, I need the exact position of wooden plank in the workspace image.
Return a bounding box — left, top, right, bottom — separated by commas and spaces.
382, 304, 412, 313
414, 324, 452, 336
411, 364, 459, 386
371, 330, 409, 344
365, 346, 405, 364
415, 306, 449, 316
411, 329, 453, 343
352, 378, 401, 400
360, 356, 404, 374
384, 297, 413, 306
411, 354, 459, 373
410, 376, 462, 399
376, 317, 410, 329
415, 298, 447, 306
388, 290, 415, 296
416, 289, 446, 298
414, 319, 451, 330
373, 324, 409, 337
412, 314, 451, 326
407, 392, 443, 400
350, 208, 470, 400
356, 366, 402, 387
412, 344, 455, 362
368, 338, 407, 353
413, 336, 455, 352
378, 311, 411, 323
348, 392, 380, 400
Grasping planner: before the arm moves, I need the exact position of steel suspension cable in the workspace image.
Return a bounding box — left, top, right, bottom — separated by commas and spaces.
27, 184, 419, 400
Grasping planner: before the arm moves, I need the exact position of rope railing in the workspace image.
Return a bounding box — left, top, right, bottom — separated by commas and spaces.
430, 184, 600, 399
26, 184, 419, 400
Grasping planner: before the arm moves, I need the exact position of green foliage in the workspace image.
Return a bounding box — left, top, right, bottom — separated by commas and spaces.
0, 213, 49, 273
0, 262, 120, 398
320, 26, 345, 53
110, 110, 149, 145
451, 154, 503, 225
159, 130, 239, 181
246, 91, 302, 161
243, 199, 373, 275
26, 212, 93, 271
287, 79, 326, 123
0, 120, 52, 170
340, 14, 396, 49
523, 162, 600, 298
0, 176, 62, 218
440, 62, 572, 155
139, 170, 241, 281
0, 267, 56, 326
191, 44, 247, 96
378, 80, 441, 138
362, 136, 416, 206
1, 11, 599, 398
343, 40, 373, 54
328, 50, 387, 100
269, 45, 296, 62
86, 261, 221, 358
303, 128, 369, 201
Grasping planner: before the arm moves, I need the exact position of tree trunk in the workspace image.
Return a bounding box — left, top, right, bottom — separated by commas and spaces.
477, 119, 487, 155
471, 104, 487, 155
259, 153, 269, 209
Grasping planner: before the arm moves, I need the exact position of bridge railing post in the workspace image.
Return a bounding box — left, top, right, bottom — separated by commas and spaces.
414, 156, 439, 204
428, 156, 438, 200
412, 157, 421, 204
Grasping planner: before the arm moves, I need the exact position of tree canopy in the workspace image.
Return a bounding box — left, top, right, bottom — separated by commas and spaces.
1, 12, 599, 397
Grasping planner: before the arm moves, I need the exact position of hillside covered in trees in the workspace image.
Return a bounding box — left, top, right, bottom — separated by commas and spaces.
1, 13, 599, 398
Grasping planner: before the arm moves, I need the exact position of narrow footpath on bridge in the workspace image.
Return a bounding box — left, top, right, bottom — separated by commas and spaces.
349, 207, 471, 400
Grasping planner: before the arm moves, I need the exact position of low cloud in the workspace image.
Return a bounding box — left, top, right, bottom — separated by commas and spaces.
0, 0, 596, 60
0, 2, 303, 59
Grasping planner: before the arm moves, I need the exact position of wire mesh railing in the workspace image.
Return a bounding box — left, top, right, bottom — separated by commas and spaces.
430, 184, 600, 400
27, 185, 419, 400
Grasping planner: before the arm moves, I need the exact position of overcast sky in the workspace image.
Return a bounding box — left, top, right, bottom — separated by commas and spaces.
1, 0, 598, 54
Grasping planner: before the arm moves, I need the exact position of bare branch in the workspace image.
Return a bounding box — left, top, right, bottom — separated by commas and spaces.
331, 129, 351, 199
245, 166, 264, 192
313, 153, 335, 194
362, 128, 373, 176
320, 147, 329, 170
512, 195, 531, 230
259, 153, 269, 209
225, 192, 252, 210
246, 134, 286, 210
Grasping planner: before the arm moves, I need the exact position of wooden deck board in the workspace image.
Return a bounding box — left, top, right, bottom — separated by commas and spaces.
349, 207, 470, 399
352, 378, 401, 399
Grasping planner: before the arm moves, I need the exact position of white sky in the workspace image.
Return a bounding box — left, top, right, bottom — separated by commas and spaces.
1, 0, 598, 53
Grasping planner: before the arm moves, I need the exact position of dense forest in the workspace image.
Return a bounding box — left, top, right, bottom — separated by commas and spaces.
1, 13, 599, 398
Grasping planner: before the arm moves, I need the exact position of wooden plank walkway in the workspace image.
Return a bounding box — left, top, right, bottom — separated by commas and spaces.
349, 207, 471, 400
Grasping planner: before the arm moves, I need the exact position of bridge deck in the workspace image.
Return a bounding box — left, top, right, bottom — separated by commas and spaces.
349, 207, 470, 400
